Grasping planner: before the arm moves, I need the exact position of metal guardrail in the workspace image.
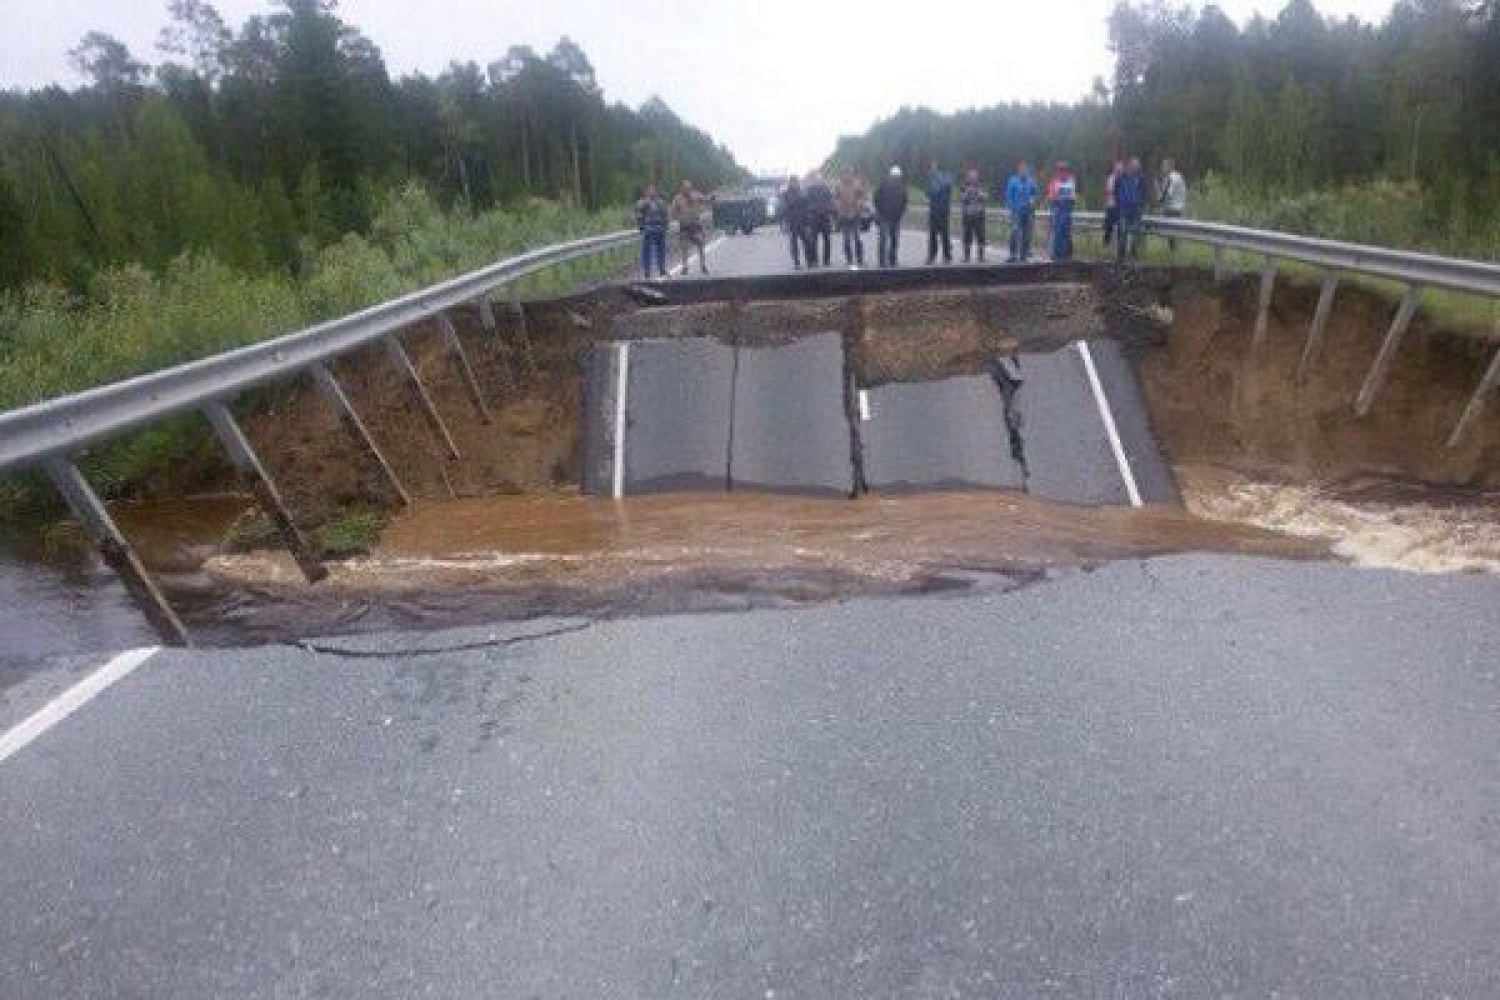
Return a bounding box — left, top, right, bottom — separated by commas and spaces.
0, 228, 635, 645
1073, 211, 1500, 297
0, 230, 635, 472
2, 216, 1496, 646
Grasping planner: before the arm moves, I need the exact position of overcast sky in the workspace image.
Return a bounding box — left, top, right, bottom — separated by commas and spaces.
2, 0, 1398, 172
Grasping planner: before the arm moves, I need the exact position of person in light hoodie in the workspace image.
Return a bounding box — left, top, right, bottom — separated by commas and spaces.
1157, 157, 1188, 253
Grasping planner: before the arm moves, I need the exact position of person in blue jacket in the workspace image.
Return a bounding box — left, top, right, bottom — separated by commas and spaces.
1004, 161, 1039, 262
1114, 157, 1146, 264
634, 184, 668, 279
925, 162, 954, 265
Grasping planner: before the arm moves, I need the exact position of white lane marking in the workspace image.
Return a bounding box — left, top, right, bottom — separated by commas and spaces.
1076, 341, 1144, 508
668, 235, 728, 277
0, 646, 160, 766
611, 341, 630, 499
858, 389, 872, 422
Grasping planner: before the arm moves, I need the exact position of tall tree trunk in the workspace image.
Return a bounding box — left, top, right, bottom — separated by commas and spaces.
456, 149, 473, 209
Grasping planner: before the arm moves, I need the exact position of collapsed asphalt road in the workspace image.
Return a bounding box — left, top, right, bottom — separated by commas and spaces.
2, 555, 1497, 998
586, 229, 1177, 504
6, 231, 1498, 998
585, 331, 1177, 505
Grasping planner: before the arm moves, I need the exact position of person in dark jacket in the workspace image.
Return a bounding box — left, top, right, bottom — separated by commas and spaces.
960, 169, 987, 263
803, 172, 835, 268
781, 175, 808, 269
925, 162, 954, 265
873, 166, 907, 267
635, 183, 668, 279
1101, 160, 1123, 248
1114, 157, 1146, 263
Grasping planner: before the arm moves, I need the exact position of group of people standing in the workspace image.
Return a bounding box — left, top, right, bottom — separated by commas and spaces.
1103, 157, 1187, 261
778, 167, 889, 270
633, 157, 1188, 279
776, 157, 1187, 271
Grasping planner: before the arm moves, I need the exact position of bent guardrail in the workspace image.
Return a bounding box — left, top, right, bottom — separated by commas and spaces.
0, 231, 635, 471
1120, 213, 1500, 420
1002, 208, 1498, 433
0, 229, 635, 645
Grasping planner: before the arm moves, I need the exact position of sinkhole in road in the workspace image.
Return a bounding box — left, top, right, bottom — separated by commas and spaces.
7, 272, 1497, 657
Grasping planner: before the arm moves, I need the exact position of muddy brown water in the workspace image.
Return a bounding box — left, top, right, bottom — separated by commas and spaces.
7, 470, 1499, 665
2, 487, 1325, 663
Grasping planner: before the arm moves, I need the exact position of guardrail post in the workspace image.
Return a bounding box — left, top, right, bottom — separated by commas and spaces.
1446, 346, 1500, 448
1297, 270, 1341, 382
436, 312, 493, 424
383, 334, 461, 460
509, 288, 540, 379
1355, 285, 1423, 417
311, 363, 411, 508
203, 401, 328, 585
42, 458, 190, 647
476, 298, 518, 387
1252, 255, 1278, 347
1212, 244, 1226, 283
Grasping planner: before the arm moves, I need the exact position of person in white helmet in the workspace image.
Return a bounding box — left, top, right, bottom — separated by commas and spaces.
873, 165, 908, 267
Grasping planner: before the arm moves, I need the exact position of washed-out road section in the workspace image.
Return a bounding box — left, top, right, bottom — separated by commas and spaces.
5, 231, 1497, 997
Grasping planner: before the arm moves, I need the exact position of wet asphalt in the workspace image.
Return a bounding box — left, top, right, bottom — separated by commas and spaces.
2, 555, 1498, 997
5, 231, 1500, 997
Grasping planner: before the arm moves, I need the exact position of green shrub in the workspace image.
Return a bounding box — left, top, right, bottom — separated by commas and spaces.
0, 186, 630, 518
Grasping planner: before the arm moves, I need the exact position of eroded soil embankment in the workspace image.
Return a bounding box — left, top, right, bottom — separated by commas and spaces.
242, 295, 628, 527
231, 271, 1496, 550
1137, 273, 1498, 489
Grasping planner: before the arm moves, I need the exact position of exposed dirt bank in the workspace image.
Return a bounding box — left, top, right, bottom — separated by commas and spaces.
1139, 273, 1498, 488
236, 272, 1496, 533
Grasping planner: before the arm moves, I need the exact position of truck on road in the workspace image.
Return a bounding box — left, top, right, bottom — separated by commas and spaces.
712, 177, 782, 235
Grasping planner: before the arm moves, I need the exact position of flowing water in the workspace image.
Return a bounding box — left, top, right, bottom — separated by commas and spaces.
1180, 465, 1500, 575
4, 477, 1496, 665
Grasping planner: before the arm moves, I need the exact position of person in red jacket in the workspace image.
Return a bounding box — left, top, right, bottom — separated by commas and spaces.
1046, 162, 1078, 261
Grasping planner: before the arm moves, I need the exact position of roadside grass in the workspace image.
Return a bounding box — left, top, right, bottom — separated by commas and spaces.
223, 507, 386, 560
313, 510, 387, 559
0, 185, 633, 520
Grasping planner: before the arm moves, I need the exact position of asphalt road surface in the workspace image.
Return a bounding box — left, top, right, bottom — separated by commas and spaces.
592, 230, 1173, 504
862, 375, 1027, 490
3, 556, 1498, 997
6, 230, 1499, 997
